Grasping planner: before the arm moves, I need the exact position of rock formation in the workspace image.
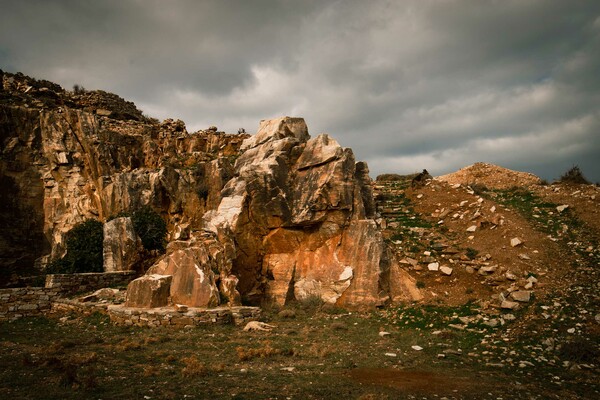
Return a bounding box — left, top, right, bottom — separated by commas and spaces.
0, 70, 420, 308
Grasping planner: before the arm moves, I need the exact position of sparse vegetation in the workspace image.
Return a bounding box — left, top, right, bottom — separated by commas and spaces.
559, 165, 590, 185
130, 206, 167, 252
47, 219, 104, 274
465, 247, 479, 260
72, 84, 86, 95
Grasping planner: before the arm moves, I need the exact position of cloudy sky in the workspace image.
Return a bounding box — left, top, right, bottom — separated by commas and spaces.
2, 0, 599, 182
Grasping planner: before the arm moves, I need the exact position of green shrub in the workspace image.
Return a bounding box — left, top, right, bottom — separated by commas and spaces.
197, 183, 209, 201
47, 219, 104, 274
131, 206, 167, 251
466, 247, 479, 260
559, 165, 590, 184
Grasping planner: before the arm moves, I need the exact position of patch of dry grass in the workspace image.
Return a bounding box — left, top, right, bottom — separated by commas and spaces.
236, 341, 280, 361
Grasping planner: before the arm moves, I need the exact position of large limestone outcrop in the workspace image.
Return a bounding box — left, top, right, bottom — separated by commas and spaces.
203, 116, 419, 308
1, 71, 420, 309
0, 71, 245, 275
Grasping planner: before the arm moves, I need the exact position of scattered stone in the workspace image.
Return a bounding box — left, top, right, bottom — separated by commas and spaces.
443, 349, 462, 355
556, 205, 569, 213
385, 353, 397, 357
567, 328, 576, 334
411, 345, 423, 351
379, 331, 391, 337
440, 266, 453, 276
466, 225, 477, 232
243, 321, 275, 332
501, 300, 520, 310
510, 237, 524, 247
280, 367, 295, 372
479, 265, 498, 275
483, 319, 499, 328
428, 262, 440, 271
510, 291, 531, 303
505, 271, 517, 281
518, 253, 531, 260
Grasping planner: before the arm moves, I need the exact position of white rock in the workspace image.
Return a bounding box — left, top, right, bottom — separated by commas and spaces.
379, 331, 391, 337
567, 328, 575, 334
505, 272, 517, 281
510, 237, 523, 247
427, 262, 440, 271
556, 205, 569, 212
385, 353, 397, 357
417, 194, 423, 199
280, 367, 295, 372
411, 345, 423, 351
466, 225, 477, 232
479, 265, 497, 275
440, 266, 453, 276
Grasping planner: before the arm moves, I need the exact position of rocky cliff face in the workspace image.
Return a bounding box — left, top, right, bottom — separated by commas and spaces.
0, 71, 245, 276
0, 71, 419, 308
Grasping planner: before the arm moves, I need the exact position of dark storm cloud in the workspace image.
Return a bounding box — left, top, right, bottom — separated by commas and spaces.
1, 0, 599, 181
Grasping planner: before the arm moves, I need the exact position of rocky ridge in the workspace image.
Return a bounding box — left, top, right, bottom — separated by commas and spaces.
0, 71, 419, 309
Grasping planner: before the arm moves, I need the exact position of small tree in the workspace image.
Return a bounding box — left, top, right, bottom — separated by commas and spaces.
72, 84, 86, 95
559, 165, 590, 185
47, 219, 104, 274
131, 206, 167, 251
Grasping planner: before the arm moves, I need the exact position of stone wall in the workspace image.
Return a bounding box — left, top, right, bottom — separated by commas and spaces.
0, 287, 61, 322
45, 271, 137, 295
107, 304, 261, 328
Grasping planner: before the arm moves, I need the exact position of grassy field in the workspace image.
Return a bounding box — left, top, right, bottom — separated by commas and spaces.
1, 300, 598, 400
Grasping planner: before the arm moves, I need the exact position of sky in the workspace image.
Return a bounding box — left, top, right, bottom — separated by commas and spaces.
1, 0, 599, 182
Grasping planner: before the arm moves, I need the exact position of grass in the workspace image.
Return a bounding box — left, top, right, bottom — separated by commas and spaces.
1, 303, 598, 399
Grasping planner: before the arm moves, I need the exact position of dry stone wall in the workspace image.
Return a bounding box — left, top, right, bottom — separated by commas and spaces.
107, 305, 260, 327
0, 287, 60, 321
45, 271, 136, 295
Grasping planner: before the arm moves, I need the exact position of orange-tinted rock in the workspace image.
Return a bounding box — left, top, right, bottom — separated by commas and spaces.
146, 233, 235, 308
125, 274, 172, 308
103, 217, 142, 272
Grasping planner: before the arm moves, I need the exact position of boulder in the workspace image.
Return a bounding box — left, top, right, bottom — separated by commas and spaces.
125, 274, 172, 308
147, 233, 235, 308
103, 217, 142, 272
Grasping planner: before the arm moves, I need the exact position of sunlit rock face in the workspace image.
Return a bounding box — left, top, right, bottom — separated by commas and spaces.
204, 117, 420, 308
